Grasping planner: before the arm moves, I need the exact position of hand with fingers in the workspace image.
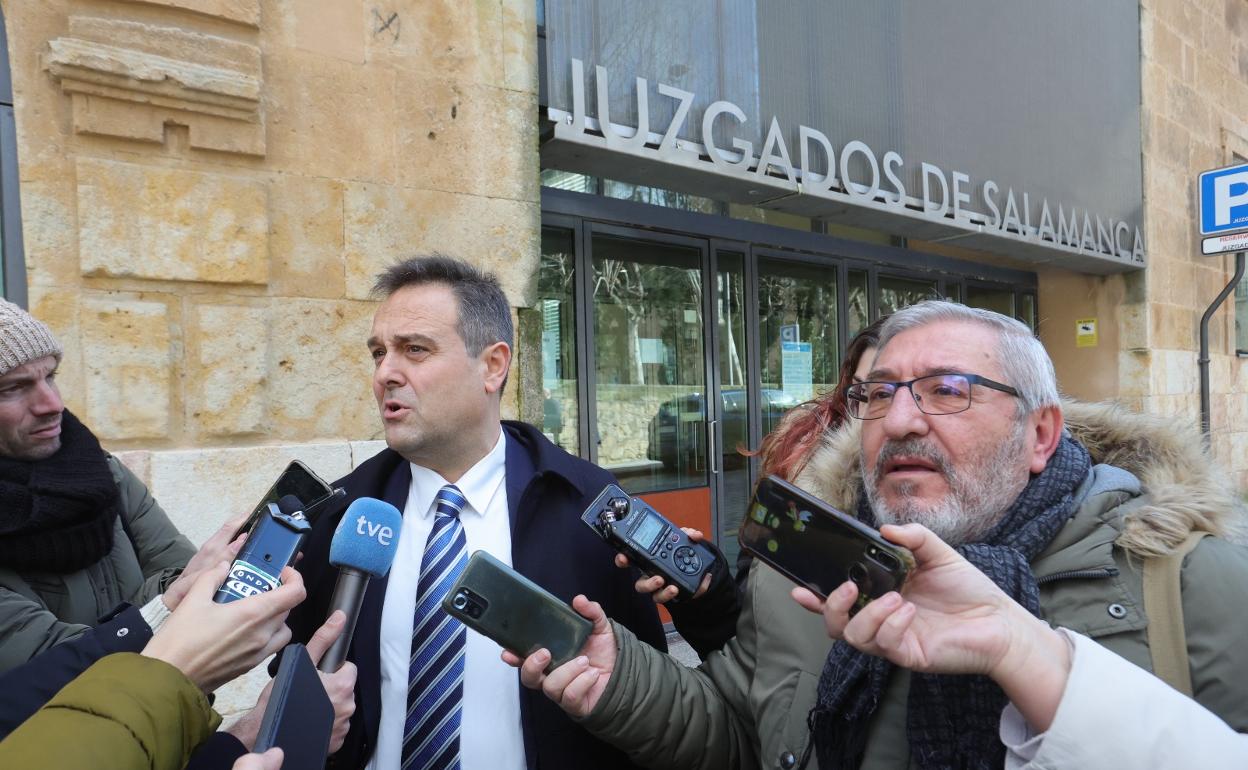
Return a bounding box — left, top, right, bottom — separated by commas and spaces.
140, 562, 304, 694
615, 527, 712, 604
226, 610, 358, 753
307, 610, 358, 753
163, 513, 252, 611
232, 748, 284, 770
501, 595, 616, 718
791, 523, 1071, 730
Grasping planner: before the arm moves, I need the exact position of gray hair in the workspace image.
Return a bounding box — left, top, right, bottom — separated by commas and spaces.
372, 253, 514, 356
875, 300, 1060, 415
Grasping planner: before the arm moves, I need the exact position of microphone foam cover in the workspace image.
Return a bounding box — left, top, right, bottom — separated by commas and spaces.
277, 494, 304, 515
329, 497, 403, 577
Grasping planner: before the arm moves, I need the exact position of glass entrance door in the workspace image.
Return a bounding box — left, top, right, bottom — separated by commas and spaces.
713, 250, 752, 567
757, 255, 841, 415
586, 228, 715, 538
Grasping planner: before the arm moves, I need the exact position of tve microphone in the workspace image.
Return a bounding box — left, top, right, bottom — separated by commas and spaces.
318, 497, 403, 672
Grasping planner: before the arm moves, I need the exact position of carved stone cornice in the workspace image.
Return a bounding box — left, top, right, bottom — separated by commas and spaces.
43, 16, 264, 155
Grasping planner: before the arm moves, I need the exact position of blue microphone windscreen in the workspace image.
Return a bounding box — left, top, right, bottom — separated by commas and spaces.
277, 494, 304, 515
329, 497, 403, 577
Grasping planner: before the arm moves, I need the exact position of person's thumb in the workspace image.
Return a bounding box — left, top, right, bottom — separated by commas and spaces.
305, 610, 347, 664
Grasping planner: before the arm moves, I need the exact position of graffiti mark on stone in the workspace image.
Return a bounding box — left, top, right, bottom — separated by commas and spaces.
373, 9, 400, 42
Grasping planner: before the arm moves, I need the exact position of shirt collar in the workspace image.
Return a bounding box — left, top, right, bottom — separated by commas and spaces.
408, 430, 507, 519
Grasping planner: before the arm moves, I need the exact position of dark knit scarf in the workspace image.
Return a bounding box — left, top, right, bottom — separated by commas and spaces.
809, 434, 1091, 770
0, 410, 121, 572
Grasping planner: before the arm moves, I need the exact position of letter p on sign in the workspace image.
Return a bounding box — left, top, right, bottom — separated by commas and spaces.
1215, 172, 1248, 226
1199, 163, 1248, 236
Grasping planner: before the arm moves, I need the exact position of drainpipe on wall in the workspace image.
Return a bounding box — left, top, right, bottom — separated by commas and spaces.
1199, 251, 1246, 443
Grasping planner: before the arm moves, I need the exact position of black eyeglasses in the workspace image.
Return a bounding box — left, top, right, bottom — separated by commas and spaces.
845, 373, 1020, 420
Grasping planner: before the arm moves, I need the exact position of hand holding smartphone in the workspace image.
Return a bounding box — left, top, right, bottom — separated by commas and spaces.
214, 460, 339, 604
443, 551, 592, 670
233, 460, 340, 539
740, 476, 914, 612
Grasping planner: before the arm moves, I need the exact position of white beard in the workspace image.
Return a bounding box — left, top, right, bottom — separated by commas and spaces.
863, 420, 1030, 546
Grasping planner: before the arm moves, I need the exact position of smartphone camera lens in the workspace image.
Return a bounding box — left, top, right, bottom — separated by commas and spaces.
468, 604, 483, 619
848, 562, 869, 586
870, 550, 901, 572
452, 593, 469, 611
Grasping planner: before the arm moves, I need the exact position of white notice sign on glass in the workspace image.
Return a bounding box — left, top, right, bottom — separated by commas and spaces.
781, 341, 813, 402
638, 337, 666, 365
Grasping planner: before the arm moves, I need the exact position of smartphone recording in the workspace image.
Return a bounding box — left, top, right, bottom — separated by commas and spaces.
740, 475, 914, 609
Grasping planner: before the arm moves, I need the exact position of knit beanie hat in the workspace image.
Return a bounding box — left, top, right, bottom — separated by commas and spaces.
0, 299, 62, 377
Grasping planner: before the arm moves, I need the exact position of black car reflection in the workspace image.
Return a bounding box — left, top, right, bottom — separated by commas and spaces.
647, 389, 800, 471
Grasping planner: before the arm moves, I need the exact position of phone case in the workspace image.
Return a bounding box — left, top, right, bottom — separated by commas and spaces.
253, 644, 334, 767
442, 551, 592, 669
740, 475, 914, 607
236, 459, 336, 538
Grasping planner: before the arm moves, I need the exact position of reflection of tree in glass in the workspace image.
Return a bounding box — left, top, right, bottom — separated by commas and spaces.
847, 279, 870, 338
593, 259, 702, 386
718, 270, 746, 387
539, 248, 574, 297
758, 270, 839, 399
538, 243, 578, 384
603, 180, 721, 214
590, 0, 736, 139
877, 276, 938, 317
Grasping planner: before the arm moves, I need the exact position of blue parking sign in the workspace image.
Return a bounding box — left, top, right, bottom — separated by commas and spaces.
1199, 163, 1248, 235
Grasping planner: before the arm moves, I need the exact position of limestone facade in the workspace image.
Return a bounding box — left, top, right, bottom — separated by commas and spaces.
3, 0, 542, 533
1131, 0, 1248, 488
4, 0, 542, 715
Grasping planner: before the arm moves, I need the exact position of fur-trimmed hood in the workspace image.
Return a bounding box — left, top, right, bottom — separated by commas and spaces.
793, 399, 1246, 557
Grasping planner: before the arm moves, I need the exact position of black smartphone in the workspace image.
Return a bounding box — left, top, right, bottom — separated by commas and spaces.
740, 475, 914, 609
234, 460, 337, 538
443, 551, 592, 670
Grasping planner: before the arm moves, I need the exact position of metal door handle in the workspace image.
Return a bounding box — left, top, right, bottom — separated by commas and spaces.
708, 419, 719, 475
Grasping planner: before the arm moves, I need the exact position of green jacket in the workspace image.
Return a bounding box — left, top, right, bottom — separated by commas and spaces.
0, 456, 196, 674
0, 653, 220, 770
580, 402, 1248, 769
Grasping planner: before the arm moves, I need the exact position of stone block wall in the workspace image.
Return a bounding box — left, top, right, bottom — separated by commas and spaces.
1135, 0, 1248, 488
4, 0, 541, 525
4, 0, 540, 718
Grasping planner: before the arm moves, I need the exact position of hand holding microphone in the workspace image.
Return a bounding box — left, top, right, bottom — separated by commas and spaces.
318, 497, 403, 672
227, 496, 400, 753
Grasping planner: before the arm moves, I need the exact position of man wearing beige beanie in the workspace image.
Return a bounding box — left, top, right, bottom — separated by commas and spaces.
0, 299, 209, 676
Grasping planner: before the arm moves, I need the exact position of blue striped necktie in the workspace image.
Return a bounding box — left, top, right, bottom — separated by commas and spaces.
402, 484, 469, 770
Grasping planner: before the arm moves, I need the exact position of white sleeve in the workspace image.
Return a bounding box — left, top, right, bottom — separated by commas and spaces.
1001, 628, 1248, 770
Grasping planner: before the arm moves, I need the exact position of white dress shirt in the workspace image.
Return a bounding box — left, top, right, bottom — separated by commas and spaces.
367, 431, 526, 770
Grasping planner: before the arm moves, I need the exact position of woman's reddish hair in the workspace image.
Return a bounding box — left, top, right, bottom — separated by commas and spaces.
749, 315, 888, 481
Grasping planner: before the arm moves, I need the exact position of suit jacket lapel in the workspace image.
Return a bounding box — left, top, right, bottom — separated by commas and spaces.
356, 459, 413, 747
502, 428, 542, 770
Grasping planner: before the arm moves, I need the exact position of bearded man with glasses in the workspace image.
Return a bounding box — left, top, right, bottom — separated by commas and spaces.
509, 299, 1248, 770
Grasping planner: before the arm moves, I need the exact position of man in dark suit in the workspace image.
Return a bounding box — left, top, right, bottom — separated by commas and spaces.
286, 254, 665, 770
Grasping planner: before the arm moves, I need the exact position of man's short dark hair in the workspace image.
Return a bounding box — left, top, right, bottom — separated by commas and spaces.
372, 254, 514, 356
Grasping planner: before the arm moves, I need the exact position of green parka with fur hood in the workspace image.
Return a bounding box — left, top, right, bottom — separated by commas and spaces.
577, 401, 1248, 769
